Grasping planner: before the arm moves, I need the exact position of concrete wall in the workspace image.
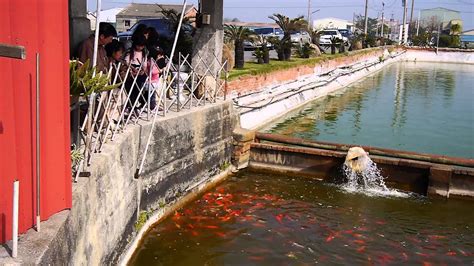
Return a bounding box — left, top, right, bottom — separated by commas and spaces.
30, 101, 237, 265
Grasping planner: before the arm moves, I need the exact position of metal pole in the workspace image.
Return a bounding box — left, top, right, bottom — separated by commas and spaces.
177, 53, 181, 112
35, 53, 41, 232
136, 0, 187, 178
12, 180, 19, 258
381, 2, 385, 38
416, 10, 420, 36
92, 0, 101, 69
409, 0, 415, 24
401, 0, 407, 45
364, 0, 369, 35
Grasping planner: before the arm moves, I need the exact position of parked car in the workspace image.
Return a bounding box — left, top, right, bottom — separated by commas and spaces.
118, 18, 193, 42
338, 29, 353, 40
290, 31, 312, 45
319, 29, 347, 45
243, 27, 282, 50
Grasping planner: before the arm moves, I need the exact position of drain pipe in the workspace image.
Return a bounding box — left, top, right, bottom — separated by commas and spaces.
135, 0, 187, 178
12, 180, 19, 258
35, 52, 41, 232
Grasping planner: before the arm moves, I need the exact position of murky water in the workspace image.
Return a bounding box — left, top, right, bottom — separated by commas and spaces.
129, 171, 474, 265
265, 62, 474, 159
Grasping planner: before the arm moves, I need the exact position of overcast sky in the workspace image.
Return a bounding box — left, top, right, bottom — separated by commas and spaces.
87, 0, 474, 30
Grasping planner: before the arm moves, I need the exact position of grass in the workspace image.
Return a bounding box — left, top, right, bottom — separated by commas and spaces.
227, 48, 381, 81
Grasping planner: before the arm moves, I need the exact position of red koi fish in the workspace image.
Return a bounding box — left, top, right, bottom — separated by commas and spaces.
357, 246, 366, 253
275, 214, 284, 224
446, 251, 457, 256
215, 232, 226, 237
354, 239, 366, 245
248, 256, 264, 261
375, 220, 386, 225
401, 252, 408, 261
191, 231, 199, 236
203, 225, 219, 229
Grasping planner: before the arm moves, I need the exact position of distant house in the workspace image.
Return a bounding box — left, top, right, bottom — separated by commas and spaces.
461, 29, 474, 48
312, 17, 354, 31
88, 7, 124, 31
420, 7, 462, 33
115, 3, 197, 33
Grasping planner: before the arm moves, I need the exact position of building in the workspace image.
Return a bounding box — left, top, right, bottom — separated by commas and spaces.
420, 7, 462, 33
88, 7, 124, 31
225, 21, 278, 30
461, 29, 474, 48
115, 3, 197, 33
312, 17, 354, 31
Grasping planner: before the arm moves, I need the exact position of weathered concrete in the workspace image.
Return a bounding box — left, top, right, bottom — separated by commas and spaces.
0, 101, 238, 265
192, 0, 224, 75
402, 49, 474, 64
69, 0, 91, 57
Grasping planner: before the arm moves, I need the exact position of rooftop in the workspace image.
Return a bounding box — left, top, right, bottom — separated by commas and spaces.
117, 3, 195, 17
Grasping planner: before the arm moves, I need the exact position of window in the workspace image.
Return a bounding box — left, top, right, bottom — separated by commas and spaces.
125, 20, 130, 27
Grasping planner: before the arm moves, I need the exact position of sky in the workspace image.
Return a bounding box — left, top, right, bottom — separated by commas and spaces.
87, 0, 474, 30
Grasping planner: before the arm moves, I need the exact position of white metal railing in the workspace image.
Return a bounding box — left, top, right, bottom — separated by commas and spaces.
73, 52, 228, 181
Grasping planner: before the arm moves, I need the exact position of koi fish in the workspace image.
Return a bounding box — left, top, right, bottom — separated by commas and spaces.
446, 251, 456, 256
191, 231, 199, 236
275, 214, 284, 224
248, 256, 264, 261
203, 225, 219, 229
375, 220, 386, 225
402, 252, 408, 261
357, 246, 366, 253
215, 232, 226, 237
354, 239, 366, 245
326, 234, 336, 242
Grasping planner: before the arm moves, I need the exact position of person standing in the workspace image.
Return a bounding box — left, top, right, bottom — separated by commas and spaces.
77, 22, 117, 73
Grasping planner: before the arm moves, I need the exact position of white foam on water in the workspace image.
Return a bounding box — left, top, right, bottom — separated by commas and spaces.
342, 158, 410, 198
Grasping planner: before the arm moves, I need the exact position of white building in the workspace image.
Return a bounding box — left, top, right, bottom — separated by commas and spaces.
312, 17, 354, 31
88, 7, 124, 31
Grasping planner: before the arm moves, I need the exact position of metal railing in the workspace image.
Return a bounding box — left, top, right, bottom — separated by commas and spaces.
73, 52, 228, 181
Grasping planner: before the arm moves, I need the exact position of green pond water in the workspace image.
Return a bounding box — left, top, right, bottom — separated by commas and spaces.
265, 62, 474, 159
129, 171, 474, 265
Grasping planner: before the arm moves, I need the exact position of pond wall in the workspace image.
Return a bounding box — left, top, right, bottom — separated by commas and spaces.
0, 102, 238, 264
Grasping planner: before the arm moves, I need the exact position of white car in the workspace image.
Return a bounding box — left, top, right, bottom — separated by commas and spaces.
319, 30, 348, 45
290, 31, 312, 45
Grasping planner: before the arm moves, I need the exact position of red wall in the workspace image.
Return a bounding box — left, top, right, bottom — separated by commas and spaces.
0, 0, 71, 243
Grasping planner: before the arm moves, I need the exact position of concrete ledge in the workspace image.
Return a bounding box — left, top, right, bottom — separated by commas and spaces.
0, 210, 69, 265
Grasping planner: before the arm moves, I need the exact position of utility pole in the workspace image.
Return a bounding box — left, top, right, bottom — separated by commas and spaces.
409, 0, 415, 24
381, 2, 385, 38
364, 0, 369, 35
401, 0, 407, 44
416, 10, 420, 36
308, 0, 312, 31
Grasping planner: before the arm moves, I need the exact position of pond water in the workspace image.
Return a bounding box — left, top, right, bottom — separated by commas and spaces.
129, 171, 473, 265
264, 62, 474, 159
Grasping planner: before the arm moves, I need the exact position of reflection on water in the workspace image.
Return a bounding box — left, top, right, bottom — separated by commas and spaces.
129, 172, 474, 265
265, 62, 474, 158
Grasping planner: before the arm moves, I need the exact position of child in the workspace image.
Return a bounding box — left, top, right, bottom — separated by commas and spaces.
148, 47, 167, 109
124, 35, 149, 110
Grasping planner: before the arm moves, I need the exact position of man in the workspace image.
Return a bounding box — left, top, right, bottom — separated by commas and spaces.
77, 22, 117, 73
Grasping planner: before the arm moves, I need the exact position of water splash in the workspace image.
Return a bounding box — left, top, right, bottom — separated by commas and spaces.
343, 147, 408, 197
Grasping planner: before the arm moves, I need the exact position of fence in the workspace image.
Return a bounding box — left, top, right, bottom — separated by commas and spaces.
73, 52, 228, 181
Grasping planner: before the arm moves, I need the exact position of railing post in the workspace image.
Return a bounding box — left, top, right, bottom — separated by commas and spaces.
177, 53, 181, 112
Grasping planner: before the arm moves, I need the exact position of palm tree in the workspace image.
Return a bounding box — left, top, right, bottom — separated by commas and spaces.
268, 14, 307, 60
450, 23, 462, 36
224, 25, 253, 69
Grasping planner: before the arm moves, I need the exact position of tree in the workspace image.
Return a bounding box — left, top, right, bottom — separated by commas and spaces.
268, 14, 307, 60
224, 25, 254, 69
156, 5, 195, 60
354, 14, 378, 36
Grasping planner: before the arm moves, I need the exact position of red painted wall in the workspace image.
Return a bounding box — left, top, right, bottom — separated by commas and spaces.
0, 0, 71, 243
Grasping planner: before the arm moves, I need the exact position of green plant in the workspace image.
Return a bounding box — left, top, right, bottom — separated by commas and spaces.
70, 144, 84, 171
296, 43, 314, 58
220, 161, 231, 171
268, 14, 307, 61
224, 25, 254, 69
378, 55, 385, 63
134, 211, 149, 231
330, 36, 342, 54
252, 48, 265, 64
70, 60, 119, 96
